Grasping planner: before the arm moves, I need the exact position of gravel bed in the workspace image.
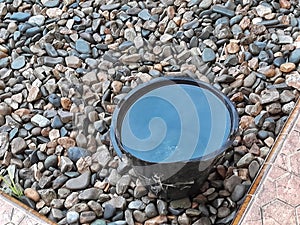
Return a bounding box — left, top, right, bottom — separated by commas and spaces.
0, 0, 300, 225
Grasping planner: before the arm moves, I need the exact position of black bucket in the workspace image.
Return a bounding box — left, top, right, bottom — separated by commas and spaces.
110, 77, 239, 200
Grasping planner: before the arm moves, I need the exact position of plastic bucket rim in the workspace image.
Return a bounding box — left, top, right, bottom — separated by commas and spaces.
110, 76, 239, 164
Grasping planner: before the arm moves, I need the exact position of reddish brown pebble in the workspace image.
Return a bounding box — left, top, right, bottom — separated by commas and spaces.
280, 62, 296, 73
58, 137, 76, 149
24, 188, 40, 202
279, 0, 291, 9
61, 97, 72, 110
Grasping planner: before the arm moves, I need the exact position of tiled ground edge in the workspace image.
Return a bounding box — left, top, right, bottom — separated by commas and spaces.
231, 98, 300, 225
0, 190, 57, 225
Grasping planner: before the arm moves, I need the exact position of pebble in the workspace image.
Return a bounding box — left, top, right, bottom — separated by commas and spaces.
67, 211, 80, 224
266, 102, 282, 114
224, 175, 242, 193
212, 5, 235, 17
282, 101, 295, 114
28, 15, 45, 26
65, 56, 82, 68
24, 188, 40, 202
217, 207, 231, 218
199, 0, 212, 9
65, 171, 91, 190
11, 56, 26, 70
104, 204, 116, 219
170, 198, 191, 209
202, 48, 216, 62
231, 184, 246, 202
261, 89, 280, 104
289, 48, 300, 64
249, 160, 260, 180
145, 203, 158, 218
67, 146, 92, 162
42, 0, 60, 7
76, 39, 91, 54
27, 86, 41, 102
0, 102, 12, 115
10, 12, 31, 22
243, 73, 256, 87
80, 211, 96, 224
31, 114, 51, 128
280, 62, 296, 73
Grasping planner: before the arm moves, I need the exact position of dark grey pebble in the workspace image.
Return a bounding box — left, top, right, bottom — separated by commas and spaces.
249, 43, 260, 55
65, 171, 91, 190
273, 57, 285, 67
249, 160, 260, 180
212, 5, 235, 17
48, 93, 61, 107
257, 130, 269, 140
43, 57, 64, 67
289, 48, 300, 64
230, 15, 243, 26
118, 41, 134, 51
52, 175, 68, 189
231, 184, 246, 202
44, 43, 58, 57
25, 27, 42, 37
67, 147, 92, 162
51, 115, 63, 129
104, 204, 116, 219
183, 20, 200, 30
258, 51, 271, 62
224, 55, 238, 66
44, 155, 58, 169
